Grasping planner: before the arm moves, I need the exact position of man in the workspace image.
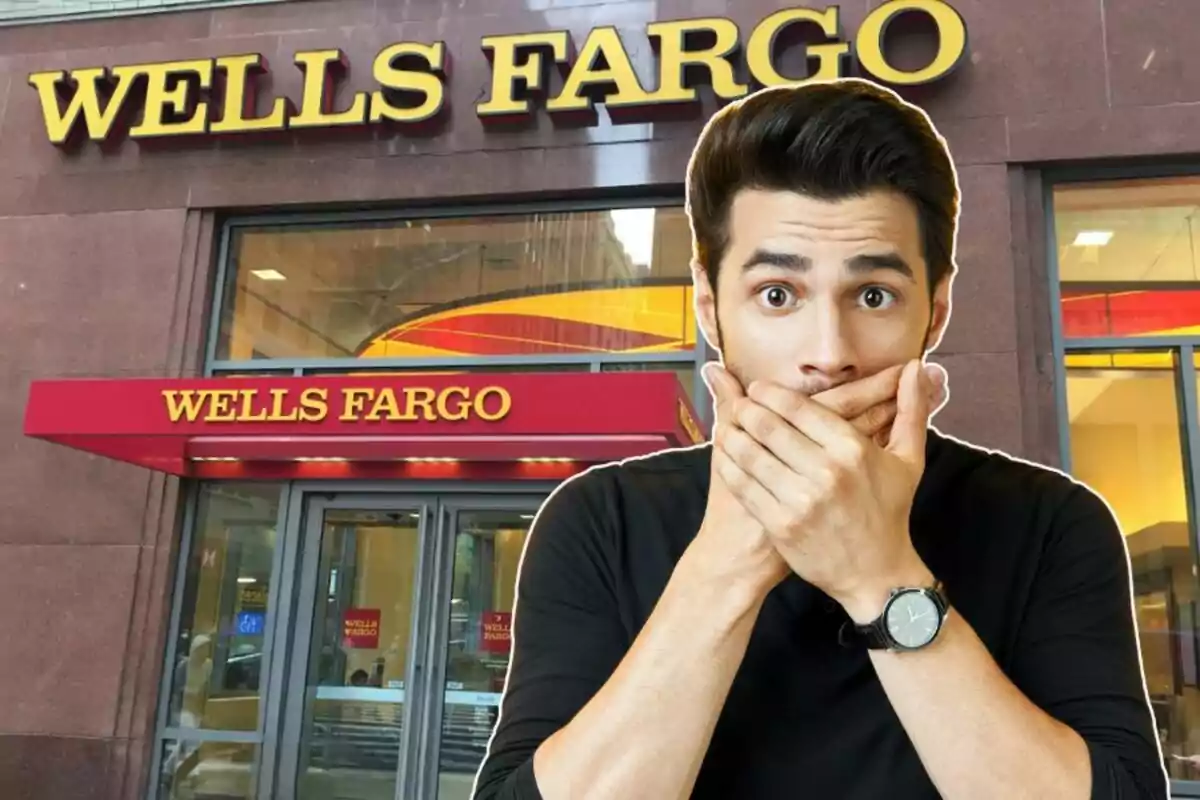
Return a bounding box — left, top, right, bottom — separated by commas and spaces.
473, 79, 1167, 799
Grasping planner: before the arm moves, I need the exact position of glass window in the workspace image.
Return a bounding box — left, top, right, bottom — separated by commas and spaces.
167, 484, 281, 732
1062, 351, 1198, 778
157, 740, 257, 800
1054, 177, 1200, 338
437, 510, 533, 800
217, 207, 695, 362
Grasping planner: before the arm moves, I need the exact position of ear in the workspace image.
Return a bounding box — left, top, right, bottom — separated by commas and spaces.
922, 272, 954, 354
692, 258, 721, 351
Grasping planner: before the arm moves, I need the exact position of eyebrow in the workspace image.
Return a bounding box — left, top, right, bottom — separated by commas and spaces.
741, 248, 915, 281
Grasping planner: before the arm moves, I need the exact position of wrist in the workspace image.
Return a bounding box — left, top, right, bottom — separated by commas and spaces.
836, 549, 935, 625
681, 528, 781, 610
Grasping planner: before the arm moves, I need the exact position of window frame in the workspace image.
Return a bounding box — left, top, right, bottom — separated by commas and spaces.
1047, 165, 1200, 798
204, 196, 712, 423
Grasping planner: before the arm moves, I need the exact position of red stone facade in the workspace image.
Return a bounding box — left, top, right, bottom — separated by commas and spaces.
0, 0, 1195, 796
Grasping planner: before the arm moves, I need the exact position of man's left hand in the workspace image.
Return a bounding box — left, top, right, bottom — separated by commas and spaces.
712, 359, 942, 624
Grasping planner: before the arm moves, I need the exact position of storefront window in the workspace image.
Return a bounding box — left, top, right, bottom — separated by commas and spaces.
1054, 175, 1200, 785
166, 484, 281, 733
1062, 352, 1195, 775
216, 206, 695, 362
1055, 177, 1200, 338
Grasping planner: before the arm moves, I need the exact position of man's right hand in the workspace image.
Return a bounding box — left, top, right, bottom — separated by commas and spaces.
694, 362, 947, 598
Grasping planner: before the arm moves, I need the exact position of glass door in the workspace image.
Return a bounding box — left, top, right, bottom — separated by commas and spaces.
276, 495, 436, 800
270, 491, 544, 800
415, 498, 540, 800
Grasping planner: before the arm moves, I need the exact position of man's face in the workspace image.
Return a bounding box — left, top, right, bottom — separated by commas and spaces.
694, 188, 952, 395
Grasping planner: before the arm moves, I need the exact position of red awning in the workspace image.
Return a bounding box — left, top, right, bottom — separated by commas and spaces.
23, 371, 706, 478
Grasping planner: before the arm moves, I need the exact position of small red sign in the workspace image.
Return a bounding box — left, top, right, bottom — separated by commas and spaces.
481, 611, 512, 654
342, 608, 381, 649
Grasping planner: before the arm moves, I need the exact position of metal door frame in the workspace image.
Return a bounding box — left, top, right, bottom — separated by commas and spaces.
262, 481, 554, 800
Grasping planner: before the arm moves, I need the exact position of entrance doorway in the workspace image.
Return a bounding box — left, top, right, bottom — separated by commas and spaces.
153, 485, 545, 800
273, 492, 538, 800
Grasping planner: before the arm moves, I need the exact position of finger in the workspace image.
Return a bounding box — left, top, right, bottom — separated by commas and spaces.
925, 361, 949, 415
712, 445, 791, 533
718, 417, 815, 502
746, 381, 865, 460
887, 359, 931, 464
810, 364, 906, 420
732, 396, 825, 476
702, 362, 745, 423
848, 399, 898, 439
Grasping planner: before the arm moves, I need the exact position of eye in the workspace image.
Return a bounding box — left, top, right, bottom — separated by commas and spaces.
858, 285, 897, 310
756, 284, 796, 310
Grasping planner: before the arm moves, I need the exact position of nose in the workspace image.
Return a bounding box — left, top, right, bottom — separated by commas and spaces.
798, 299, 857, 390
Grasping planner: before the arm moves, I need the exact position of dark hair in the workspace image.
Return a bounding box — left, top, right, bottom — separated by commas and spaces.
685, 79, 959, 293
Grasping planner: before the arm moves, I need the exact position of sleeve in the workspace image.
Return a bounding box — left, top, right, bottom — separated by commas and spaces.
471, 471, 632, 800
1009, 483, 1170, 800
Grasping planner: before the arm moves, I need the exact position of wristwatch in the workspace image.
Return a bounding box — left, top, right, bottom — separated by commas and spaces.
840, 581, 950, 652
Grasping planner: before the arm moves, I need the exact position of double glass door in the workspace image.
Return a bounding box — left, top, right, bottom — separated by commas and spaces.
270, 492, 539, 800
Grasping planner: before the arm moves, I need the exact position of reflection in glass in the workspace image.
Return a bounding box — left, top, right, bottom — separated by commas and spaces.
437, 511, 532, 800
218, 207, 696, 361
158, 740, 257, 799
1064, 352, 1200, 779
168, 484, 280, 732
297, 509, 422, 800
1054, 178, 1200, 338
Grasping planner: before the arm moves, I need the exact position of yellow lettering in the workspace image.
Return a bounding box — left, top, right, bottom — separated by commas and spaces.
267, 388, 298, 422
473, 386, 512, 422
645, 18, 747, 105
28, 65, 143, 145
291, 49, 368, 129
207, 390, 238, 422
477, 32, 570, 121
855, 0, 967, 85
366, 388, 402, 421
402, 387, 437, 421
129, 59, 214, 139
340, 388, 374, 421
211, 53, 289, 134
237, 389, 269, 422
162, 390, 207, 423
746, 8, 849, 87
547, 27, 653, 122
370, 42, 448, 124
436, 387, 471, 421
299, 388, 329, 422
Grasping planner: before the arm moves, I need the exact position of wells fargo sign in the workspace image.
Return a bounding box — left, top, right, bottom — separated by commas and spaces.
28, 0, 966, 148
161, 384, 512, 424
23, 372, 703, 475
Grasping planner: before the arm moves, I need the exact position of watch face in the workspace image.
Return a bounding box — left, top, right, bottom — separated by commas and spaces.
885, 590, 941, 649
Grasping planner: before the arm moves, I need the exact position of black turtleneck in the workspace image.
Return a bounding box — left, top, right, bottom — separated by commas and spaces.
473, 430, 1167, 799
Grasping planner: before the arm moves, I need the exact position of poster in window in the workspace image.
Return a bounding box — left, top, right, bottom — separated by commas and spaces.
343, 608, 381, 649
481, 611, 512, 654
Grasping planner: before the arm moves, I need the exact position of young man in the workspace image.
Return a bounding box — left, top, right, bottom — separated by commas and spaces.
472, 80, 1167, 799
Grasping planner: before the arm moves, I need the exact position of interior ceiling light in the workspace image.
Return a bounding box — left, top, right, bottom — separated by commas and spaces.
1072, 231, 1113, 247
250, 269, 288, 281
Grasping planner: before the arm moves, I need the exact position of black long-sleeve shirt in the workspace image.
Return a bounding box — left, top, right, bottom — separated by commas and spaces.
474, 430, 1169, 799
